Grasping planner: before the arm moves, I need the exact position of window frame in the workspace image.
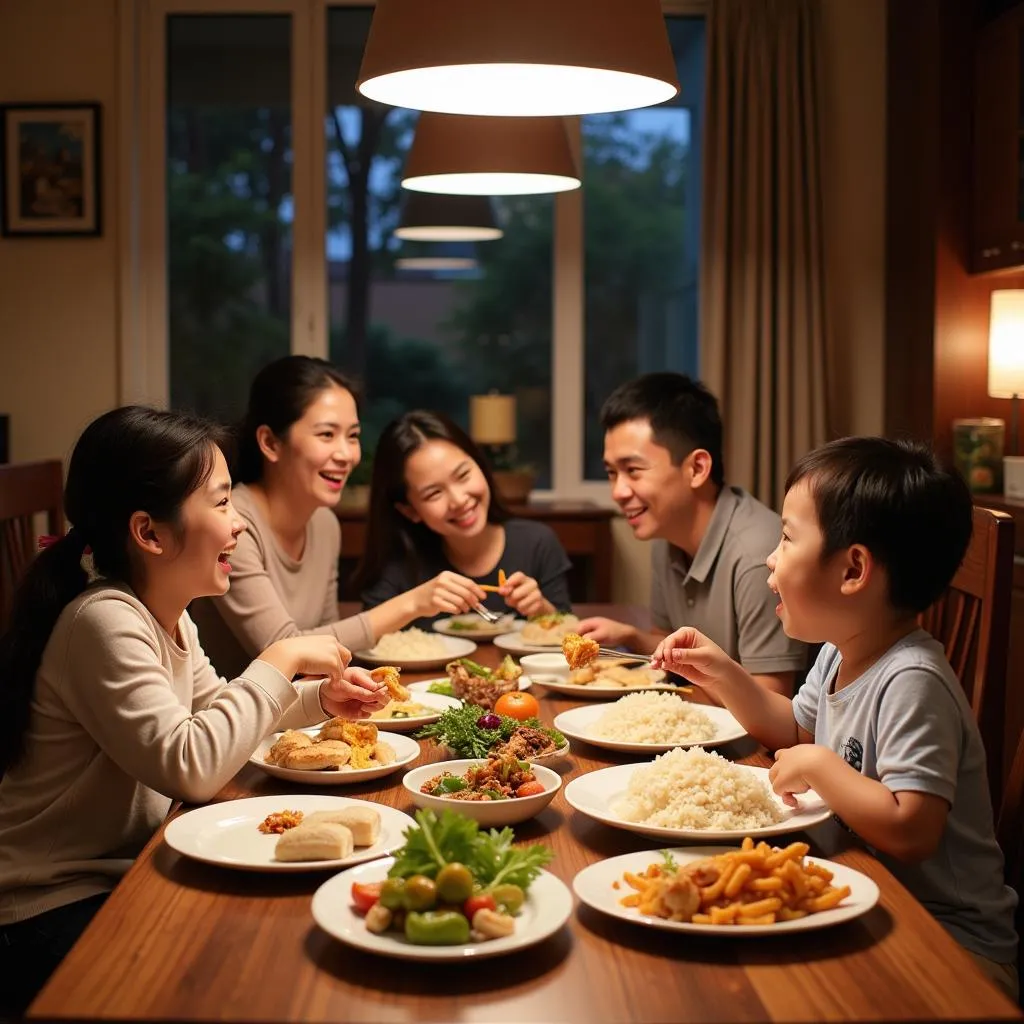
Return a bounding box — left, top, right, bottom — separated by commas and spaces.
119, 0, 707, 501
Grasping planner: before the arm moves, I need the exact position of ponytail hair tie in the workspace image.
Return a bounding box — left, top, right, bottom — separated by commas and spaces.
38, 530, 92, 556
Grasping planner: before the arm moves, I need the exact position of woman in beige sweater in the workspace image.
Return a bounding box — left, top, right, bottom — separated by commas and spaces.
193, 357, 493, 678
0, 406, 387, 1016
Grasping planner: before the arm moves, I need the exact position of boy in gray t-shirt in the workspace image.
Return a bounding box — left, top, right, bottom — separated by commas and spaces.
652, 437, 1018, 996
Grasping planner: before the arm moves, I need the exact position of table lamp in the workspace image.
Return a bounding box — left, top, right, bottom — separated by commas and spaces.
988, 289, 1024, 497
469, 392, 534, 503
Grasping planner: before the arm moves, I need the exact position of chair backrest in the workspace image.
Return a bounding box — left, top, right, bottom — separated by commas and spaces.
0, 460, 64, 633
918, 505, 1014, 811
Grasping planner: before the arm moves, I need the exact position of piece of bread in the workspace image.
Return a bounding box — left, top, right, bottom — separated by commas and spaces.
562, 632, 600, 671
303, 806, 381, 846
265, 729, 313, 765
283, 739, 352, 771
373, 741, 396, 766
274, 821, 354, 861
319, 718, 379, 745
371, 665, 410, 702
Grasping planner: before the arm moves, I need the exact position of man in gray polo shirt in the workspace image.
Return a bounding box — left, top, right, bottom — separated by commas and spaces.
578, 372, 807, 694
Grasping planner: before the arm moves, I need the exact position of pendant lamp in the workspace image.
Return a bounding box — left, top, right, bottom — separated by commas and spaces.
393, 193, 503, 242
401, 114, 579, 196
357, 0, 679, 117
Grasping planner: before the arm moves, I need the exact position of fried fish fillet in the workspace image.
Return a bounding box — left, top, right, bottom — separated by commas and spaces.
562, 632, 600, 671
265, 729, 313, 765
371, 664, 410, 701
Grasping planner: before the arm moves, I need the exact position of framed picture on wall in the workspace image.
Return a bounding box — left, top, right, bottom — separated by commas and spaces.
0, 102, 101, 237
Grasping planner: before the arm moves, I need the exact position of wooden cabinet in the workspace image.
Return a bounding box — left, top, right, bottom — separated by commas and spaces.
973, 4, 1024, 272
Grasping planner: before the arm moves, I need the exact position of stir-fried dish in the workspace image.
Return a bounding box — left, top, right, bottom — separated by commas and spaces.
446, 656, 523, 709
421, 753, 547, 801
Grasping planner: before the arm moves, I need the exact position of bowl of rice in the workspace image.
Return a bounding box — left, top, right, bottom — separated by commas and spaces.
563, 748, 831, 841
554, 693, 747, 753
354, 629, 477, 670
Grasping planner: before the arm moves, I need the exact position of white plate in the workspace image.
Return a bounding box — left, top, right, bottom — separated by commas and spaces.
564, 763, 831, 841
367, 691, 463, 732
573, 847, 879, 935
406, 675, 534, 699
163, 795, 416, 873
353, 635, 478, 671
530, 674, 683, 700
492, 630, 567, 656
249, 730, 421, 785
433, 615, 525, 640
312, 858, 573, 960
554, 703, 747, 752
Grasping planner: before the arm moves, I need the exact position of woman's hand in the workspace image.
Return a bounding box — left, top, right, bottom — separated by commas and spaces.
650, 627, 737, 690
576, 616, 635, 647
319, 666, 391, 720
258, 635, 352, 684
499, 571, 553, 618
413, 571, 488, 617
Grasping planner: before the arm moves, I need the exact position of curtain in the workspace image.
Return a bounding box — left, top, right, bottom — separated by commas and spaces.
700, 0, 829, 510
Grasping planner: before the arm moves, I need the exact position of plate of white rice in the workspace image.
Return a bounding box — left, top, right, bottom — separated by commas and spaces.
354, 629, 477, 671
553, 693, 747, 752
564, 748, 831, 841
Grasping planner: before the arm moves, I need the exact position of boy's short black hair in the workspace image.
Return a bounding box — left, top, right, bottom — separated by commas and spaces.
786, 437, 973, 614
600, 372, 725, 486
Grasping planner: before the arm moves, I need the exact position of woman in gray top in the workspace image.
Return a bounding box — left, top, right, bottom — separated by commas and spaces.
356, 410, 572, 629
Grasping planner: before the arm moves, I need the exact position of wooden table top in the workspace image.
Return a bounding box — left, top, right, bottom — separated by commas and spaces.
29, 606, 1022, 1023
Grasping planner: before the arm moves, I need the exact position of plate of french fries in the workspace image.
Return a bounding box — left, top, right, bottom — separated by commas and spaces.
572, 841, 879, 934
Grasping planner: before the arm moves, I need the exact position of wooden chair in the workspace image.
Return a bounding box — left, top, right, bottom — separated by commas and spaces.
919, 505, 1015, 811
0, 459, 64, 633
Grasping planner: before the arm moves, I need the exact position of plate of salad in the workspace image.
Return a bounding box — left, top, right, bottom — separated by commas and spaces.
311, 808, 572, 960
414, 704, 569, 764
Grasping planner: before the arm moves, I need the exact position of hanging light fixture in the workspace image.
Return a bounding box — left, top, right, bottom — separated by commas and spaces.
401, 114, 579, 196
393, 193, 503, 242
357, 0, 679, 117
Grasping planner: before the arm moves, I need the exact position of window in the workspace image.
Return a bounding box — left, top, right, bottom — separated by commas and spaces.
165, 13, 294, 422
583, 16, 705, 479
135, 1, 705, 495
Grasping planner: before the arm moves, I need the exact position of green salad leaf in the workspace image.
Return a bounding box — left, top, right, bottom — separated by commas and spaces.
389, 809, 553, 893
427, 680, 455, 697
414, 705, 565, 759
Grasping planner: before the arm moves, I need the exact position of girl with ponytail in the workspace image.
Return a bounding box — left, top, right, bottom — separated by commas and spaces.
0, 406, 388, 1015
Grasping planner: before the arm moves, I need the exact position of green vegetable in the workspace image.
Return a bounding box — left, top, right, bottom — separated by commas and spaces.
402, 875, 438, 912
392, 711, 410, 719
415, 705, 565, 759
455, 657, 493, 678
446, 619, 477, 632
404, 910, 471, 945
493, 655, 522, 681
379, 878, 407, 910
427, 680, 455, 697
435, 862, 474, 903
389, 809, 553, 895
434, 776, 468, 794
490, 883, 525, 914
659, 849, 678, 872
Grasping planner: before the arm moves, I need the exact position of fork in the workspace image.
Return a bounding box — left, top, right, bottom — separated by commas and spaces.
595, 646, 653, 664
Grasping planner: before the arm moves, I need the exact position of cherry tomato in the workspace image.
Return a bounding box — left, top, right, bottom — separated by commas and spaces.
494, 691, 540, 721
516, 780, 546, 797
351, 881, 383, 914
463, 894, 498, 920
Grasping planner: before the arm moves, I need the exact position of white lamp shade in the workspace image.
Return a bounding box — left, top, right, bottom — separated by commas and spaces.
393, 193, 503, 242
357, 0, 680, 117
470, 394, 517, 445
988, 290, 1024, 398
401, 114, 579, 196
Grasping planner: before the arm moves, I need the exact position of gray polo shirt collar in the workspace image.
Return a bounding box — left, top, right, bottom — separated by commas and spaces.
668, 486, 740, 585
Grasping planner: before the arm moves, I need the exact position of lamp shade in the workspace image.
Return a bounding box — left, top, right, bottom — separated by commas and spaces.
357, 0, 679, 116
394, 193, 503, 242
470, 393, 517, 445
988, 290, 1024, 398
395, 255, 478, 271
402, 114, 579, 196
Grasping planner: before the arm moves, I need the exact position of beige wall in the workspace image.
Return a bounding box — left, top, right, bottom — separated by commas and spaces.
0, 0, 120, 465
0, 1, 887, 605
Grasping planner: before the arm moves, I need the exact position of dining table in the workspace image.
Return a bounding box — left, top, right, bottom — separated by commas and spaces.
28, 604, 1023, 1023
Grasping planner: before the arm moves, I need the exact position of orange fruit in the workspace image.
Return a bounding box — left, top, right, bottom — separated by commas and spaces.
494, 691, 541, 721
